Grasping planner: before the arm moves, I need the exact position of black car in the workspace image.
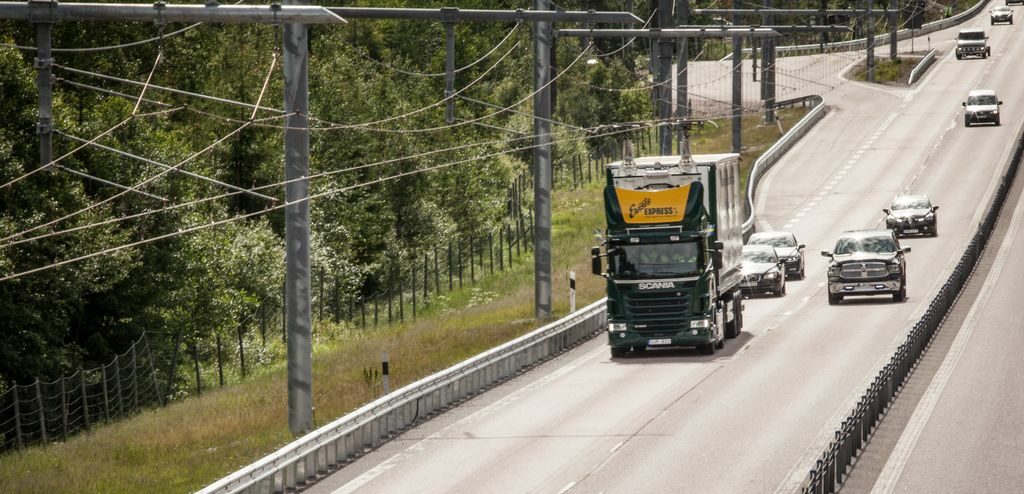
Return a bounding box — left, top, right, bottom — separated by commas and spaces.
747, 231, 806, 279
884, 195, 939, 237
741, 245, 786, 297
822, 230, 910, 305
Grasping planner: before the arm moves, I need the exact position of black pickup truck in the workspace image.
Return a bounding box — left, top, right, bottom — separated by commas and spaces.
821, 230, 911, 305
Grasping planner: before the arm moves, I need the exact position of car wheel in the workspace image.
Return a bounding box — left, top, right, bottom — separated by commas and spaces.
828, 292, 842, 305
610, 346, 628, 358
965, 117, 971, 127
799, 267, 806, 279
778, 280, 787, 297
996, 116, 1001, 126
932, 223, 938, 237
893, 279, 907, 302
956, 53, 963, 60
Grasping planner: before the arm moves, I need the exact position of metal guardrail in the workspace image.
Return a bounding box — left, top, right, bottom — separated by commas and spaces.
908, 49, 937, 85
742, 95, 827, 238
801, 97, 1024, 494
726, 0, 989, 59
198, 298, 607, 494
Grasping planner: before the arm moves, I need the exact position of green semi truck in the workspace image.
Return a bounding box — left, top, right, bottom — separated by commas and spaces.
591, 145, 745, 357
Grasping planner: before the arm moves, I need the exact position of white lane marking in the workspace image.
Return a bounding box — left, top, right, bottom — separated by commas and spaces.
609, 441, 624, 453
843, 164, 854, 169
871, 180, 1024, 493
876, 110, 899, 132
847, 160, 858, 165
330, 345, 607, 494
795, 212, 806, 218
801, 296, 810, 303
782, 311, 793, 317
818, 191, 828, 197
823, 185, 833, 191
559, 482, 577, 494
817, 282, 825, 288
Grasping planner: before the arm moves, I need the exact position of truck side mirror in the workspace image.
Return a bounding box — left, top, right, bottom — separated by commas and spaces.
902, 246, 912, 254
711, 251, 724, 270
591, 246, 602, 275
798, 244, 806, 250
962, 102, 967, 107
820, 250, 832, 257
882, 208, 891, 214
712, 240, 725, 250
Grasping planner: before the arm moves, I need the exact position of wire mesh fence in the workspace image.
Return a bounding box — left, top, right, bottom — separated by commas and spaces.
0, 333, 162, 452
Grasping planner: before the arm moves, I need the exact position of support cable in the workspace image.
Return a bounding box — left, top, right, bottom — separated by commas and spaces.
354, 21, 521, 77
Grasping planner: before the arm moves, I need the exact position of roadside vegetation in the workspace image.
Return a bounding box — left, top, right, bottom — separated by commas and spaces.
0, 105, 807, 493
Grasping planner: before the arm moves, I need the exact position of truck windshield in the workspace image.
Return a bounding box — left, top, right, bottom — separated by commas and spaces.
959, 31, 985, 40
609, 241, 701, 277
834, 236, 896, 255
967, 95, 997, 105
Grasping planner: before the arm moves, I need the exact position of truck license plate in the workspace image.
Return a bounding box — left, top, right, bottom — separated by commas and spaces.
648, 338, 672, 345
904, 228, 919, 233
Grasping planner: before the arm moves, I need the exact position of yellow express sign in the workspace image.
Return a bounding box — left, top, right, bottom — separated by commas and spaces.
614, 185, 689, 224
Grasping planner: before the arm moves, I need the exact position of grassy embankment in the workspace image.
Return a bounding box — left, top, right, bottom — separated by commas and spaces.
853, 56, 922, 85
0, 107, 806, 493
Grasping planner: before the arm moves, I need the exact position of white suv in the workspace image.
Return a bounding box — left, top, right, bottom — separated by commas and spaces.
963, 89, 1002, 126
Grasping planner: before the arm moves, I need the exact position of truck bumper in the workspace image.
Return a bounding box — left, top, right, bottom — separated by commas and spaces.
607, 328, 714, 349
828, 279, 901, 295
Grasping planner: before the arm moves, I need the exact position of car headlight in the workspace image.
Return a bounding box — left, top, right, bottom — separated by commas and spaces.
765, 272, 779, 280
886, 263, 901, 273
690, 319, 710, 329
925, 212, 934, 218
609, 323, 627, 332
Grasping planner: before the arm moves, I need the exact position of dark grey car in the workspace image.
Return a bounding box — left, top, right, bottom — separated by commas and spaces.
747, 231, 806, 279
884, 195, 939, 237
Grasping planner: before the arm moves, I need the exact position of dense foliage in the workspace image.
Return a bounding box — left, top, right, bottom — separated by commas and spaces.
0, 1, 650, 389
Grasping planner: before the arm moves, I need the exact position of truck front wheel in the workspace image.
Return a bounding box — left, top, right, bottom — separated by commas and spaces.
893, 281, 907, 302
828, 292, 842, 305
610, 347, 628, 359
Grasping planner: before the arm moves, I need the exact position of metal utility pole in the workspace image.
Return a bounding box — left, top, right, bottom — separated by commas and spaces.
32, 0, 54, 168
656, 0, 674, 155
732, 11, 742, 154
443, 8, 456, 124
282, 0, 314, 436
866, 0, 874, 83
533, 0, 553, 320
890, 0, 898, 60
762, 0, 775, 123
676, 0, 689, 154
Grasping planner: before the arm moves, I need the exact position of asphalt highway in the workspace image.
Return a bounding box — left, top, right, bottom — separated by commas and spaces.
306, 8, 1023, 494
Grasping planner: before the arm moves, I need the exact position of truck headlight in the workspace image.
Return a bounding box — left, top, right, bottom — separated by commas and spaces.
609, 323, 627, 332
690, 319, 710, 329
828, 266, 840, 276
886, 264, 901, 273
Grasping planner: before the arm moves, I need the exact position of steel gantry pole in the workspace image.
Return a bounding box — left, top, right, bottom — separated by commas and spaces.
676, 0, 689, 154
732, 12, 742, 153
890, 0, 899, 60
656, 0, 674, 155
443, 8, 456, 124
533, 0, 552, 320
866, 0, 875, 83
32, 0, 54, 169
283, 0, 314, 436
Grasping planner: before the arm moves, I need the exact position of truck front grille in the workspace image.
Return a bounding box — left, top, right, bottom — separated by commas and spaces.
840, 262, 888, 280
623, 290, 690, 333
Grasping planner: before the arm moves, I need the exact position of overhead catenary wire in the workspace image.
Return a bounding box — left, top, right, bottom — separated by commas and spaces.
353, 21, 522, 77
1, 54, 282, 244
0, 122, 666, 282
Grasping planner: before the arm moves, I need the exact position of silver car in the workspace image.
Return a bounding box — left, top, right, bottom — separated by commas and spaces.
992, 6, 1014, 24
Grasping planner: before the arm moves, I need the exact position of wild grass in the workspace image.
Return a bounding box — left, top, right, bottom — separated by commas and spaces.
0, 106, 807, 493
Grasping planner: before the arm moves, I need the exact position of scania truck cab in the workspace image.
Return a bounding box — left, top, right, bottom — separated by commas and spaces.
592, 146, 745, 357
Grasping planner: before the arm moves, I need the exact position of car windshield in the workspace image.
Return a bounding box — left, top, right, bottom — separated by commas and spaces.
748, 233, 796, 248
959, 31, 985, 40
994, 7, 1011, 13
609, 241, 701, 277
892, 197, 931, 210
743, 249, 777, 264
834, 235, 896, 255
967, 94, 998, 105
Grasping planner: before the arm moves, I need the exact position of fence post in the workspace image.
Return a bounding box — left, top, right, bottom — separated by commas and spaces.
388, 290, 393, 324
79, 370, 89, 431
399, 283, 405, 322
508, 223, 515, 263
489, 232, 494, 274
374, 297, 379, 326
447, 242, 453, 291
433, 247, 440, 295
60, 378, 68, 440
237, 323, 246, 378
113, 356, 123, 419
282, 281, 287, 343
423, 255, 429, 302
100, 365, 111, 422
458, 238, 464, 288
130, 344, 139, 410
192, 344, 202, 396
35, 380, 47, 444
216, 335, 224, 387
260, 303, 266, 345
470, 236, 476, 284
515, 220, 521, 257
360, 296, 366, 328
334, 277, 341, 322
498, 228, 505, 271
412, 267, 417, 319
144, 335, 162, 406
318, 267, 324, 322
12, 386, 23, 449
